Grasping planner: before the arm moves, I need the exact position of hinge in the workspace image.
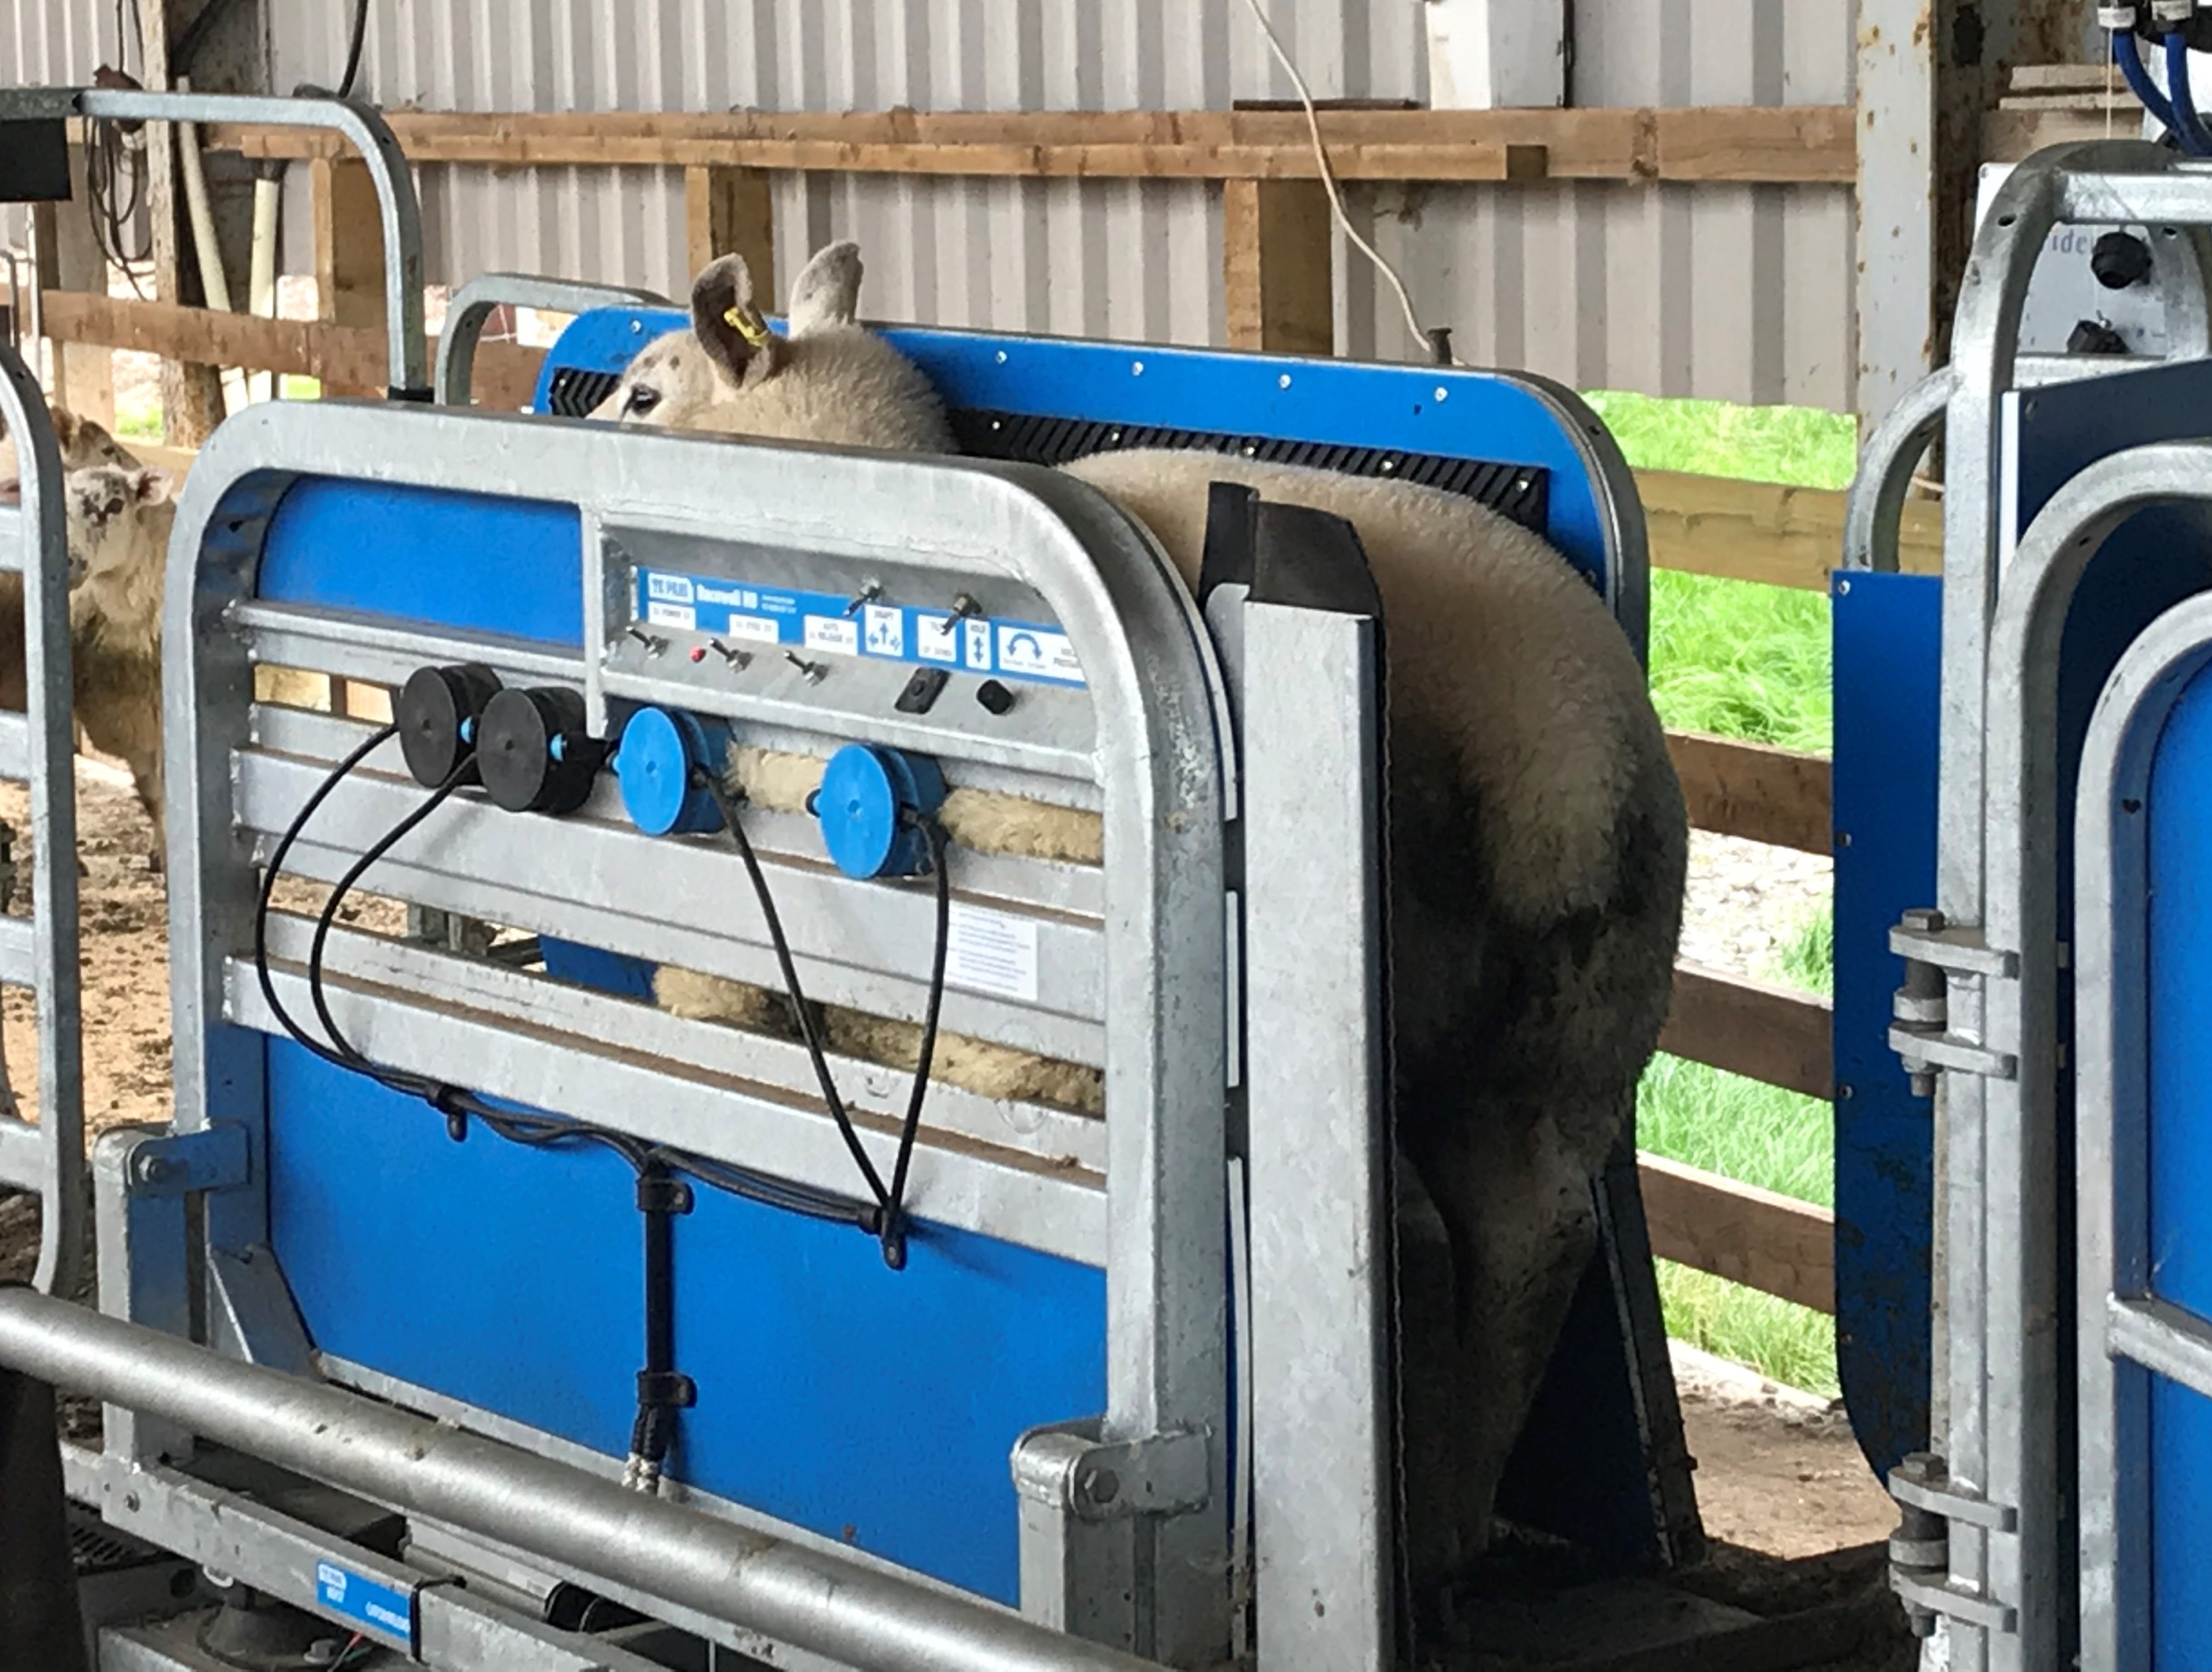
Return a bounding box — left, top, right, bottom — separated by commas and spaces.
1888, 1453, 2020, 1639
1886, 910, 2020, 1093
123, 1124, 250, 1199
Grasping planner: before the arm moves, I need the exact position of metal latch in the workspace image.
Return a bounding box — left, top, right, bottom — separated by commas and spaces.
1887, 910, 2020, 1093
1888, 1453, 2019, 1638
1011, 1419, 1213, 1522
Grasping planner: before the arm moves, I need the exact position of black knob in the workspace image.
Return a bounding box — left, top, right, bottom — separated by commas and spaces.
396, 663, 502, 789
477, 686, 608, 815
975, 680, 1016, 716
2091, 230, 2154, 291
2067, 318, 2130, 357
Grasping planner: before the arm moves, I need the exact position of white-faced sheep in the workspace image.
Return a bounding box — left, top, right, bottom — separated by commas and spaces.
592, 241, 1688, 1608
0, 408, 143, 714
60, 462, 172, 861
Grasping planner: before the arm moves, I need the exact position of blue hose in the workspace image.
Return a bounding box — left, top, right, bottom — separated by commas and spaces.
2119, 27, 2182, 135
2167, 30, 2212, 154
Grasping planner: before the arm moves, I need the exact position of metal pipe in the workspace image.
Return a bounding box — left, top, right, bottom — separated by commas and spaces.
0, 88, 430, 398
0, 1287, 1165, 1672
432, 273, 668, 407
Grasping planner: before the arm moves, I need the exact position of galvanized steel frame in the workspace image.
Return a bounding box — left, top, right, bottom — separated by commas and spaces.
2071, 582, 2212, 1672
1902, 145, 2212, 1672
0, 344, 87, 1299
0, 87, 430, 397
433, 274, 669, 407
160, 396, 1235, 1661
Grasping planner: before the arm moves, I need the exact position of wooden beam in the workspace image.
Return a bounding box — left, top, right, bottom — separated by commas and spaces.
32, 145, 117, 430
1659, 961, 1832, 1102
311, 156, 387, 400
1666, 731, 1831, 855
1223, 178, 1334, 356
142, 2, 225, 446
40, 294, 544, 412
1637, 467, 1943, 590
1637, 1152, 1835, 1314
201, 105, 1856, 186
684, 166, 775, 289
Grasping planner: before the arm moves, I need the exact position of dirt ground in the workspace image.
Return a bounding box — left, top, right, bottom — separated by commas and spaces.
0, 765, 1915, 1668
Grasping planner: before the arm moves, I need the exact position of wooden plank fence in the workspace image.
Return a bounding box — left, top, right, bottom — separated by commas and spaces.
35, 105, 1876, 1319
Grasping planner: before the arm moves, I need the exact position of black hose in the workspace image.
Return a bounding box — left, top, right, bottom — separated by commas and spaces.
336, 0, 372, 100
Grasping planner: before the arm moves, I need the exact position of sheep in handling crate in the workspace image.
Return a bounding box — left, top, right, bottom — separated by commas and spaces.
591, 241, 1689, 1607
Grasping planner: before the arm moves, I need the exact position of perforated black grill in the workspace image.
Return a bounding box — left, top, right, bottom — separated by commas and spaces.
70, 1507, 165, 1575
546, 365, 622, 418
542, 365, 1552, 536
950, 409, 1551, 535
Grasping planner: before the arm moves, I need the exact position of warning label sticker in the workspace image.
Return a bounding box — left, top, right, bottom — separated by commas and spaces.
946, 904, 1040, 1003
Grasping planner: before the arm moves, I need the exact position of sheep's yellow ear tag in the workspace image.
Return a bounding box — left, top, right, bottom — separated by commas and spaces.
724, 304, 772, 348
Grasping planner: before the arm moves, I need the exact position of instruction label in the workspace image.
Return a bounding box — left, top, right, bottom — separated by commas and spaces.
315, 1559, 414, 1645
632, 566, 1087, 689
947, 904, 1041, 1003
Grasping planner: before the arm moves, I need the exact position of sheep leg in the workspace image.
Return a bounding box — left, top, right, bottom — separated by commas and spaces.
1406, 1099, 1604, 1584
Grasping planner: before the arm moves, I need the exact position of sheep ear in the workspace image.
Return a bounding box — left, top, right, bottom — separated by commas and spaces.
786, 241, 863, 336
133, 467, 172, 505
690, 253, 781, 387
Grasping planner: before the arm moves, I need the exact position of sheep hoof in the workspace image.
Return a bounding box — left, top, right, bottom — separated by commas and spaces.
145, 850, 163, 877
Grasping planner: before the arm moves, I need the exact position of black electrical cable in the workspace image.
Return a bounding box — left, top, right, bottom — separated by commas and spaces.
699, 772, 891, 1212
336, 0, 372, 100
252, 727, 874, 1230
698, 770, 950, 1270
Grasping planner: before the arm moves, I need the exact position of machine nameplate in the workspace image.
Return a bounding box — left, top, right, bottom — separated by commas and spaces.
634, 566, 1087, 689
314, 1559, 414, 1645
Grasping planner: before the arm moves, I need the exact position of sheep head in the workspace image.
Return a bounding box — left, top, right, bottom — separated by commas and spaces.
591, 240, 955, 455
64, 464, 171, 587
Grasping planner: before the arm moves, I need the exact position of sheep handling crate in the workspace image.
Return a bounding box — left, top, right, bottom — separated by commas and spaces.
1837, 138, 2212, 1672
0, 115, 1860, 1672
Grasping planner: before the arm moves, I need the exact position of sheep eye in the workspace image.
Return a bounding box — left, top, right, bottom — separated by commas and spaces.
623, 385, 662, 417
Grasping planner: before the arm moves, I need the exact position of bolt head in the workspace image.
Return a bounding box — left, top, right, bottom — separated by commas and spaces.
1901, 908, 1947, 933
1077, 1464, 1120, 1507
137, 1155, 176, 1185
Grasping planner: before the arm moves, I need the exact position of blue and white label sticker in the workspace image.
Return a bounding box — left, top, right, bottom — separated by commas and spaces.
315, 1559, 414, 1645
631, 566, 1087, 689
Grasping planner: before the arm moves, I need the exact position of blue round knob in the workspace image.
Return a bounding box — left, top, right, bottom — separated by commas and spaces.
815, 744, 947, 879
617, 707, 728, 837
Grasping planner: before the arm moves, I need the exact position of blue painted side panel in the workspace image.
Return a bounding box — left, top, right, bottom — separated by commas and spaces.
261, 478, 584, 647
266, 1040, 1107, 1602
540, 308, 1619, 600
2006, 366, 2212, 1649
2143, 666, 2212, 1663
1830, 571, 1941, 1481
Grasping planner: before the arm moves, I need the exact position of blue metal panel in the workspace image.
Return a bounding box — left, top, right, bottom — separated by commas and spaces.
538, 308, 1621, 603
260, 478, 584, 647
1830, 569, 1941, 1481
2142, 664, 2212, 1661
266, 1040, 1106, 1604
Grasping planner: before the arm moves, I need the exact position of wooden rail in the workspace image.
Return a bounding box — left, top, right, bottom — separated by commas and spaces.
1638, 1152, 1835, 1314
198, 105, 1857, 187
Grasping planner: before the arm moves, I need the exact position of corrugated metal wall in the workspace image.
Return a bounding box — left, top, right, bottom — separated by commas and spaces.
8, 1, 1861, 410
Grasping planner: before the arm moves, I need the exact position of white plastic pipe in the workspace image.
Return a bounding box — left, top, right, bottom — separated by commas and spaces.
174, 77, 249, 416
248, 168, 280, 403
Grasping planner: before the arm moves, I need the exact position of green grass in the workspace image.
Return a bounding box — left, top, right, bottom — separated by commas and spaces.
1581, 390, 1857, 1392
1641, 909, 1839, 1395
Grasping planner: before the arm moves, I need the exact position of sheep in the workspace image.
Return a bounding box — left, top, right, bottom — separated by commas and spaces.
595, 240, 1688, 1609
0, 409, 142, 715
60, 462, 172, 865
